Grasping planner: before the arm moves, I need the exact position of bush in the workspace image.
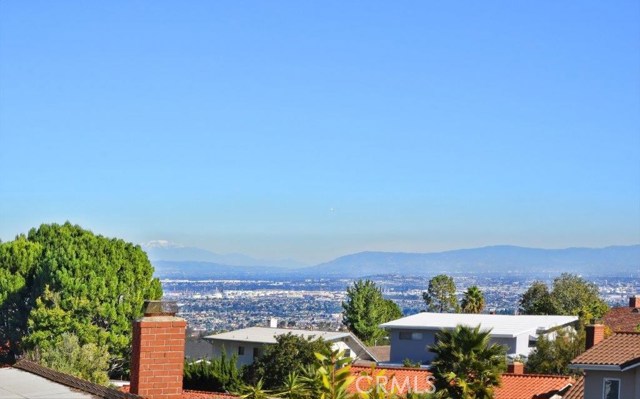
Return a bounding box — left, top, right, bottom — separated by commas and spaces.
27, 332, 110, 385
183, 350, 242, 392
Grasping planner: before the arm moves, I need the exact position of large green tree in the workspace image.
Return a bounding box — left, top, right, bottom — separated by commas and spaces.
460, 286, 485, 314
519, 274, 608, 322
423, 274, 459, 313
526, 327, 585, 375
342, 279, 403, 345
429, 325, 506, 399
0, 222, 162, 375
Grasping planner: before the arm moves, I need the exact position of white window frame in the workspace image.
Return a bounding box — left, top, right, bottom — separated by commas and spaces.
602, 378, 621, 399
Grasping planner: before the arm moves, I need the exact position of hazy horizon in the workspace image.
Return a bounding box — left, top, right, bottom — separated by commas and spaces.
1, 2, 638, 264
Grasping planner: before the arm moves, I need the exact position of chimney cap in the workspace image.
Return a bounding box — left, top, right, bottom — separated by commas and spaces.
143, 300, 178, 316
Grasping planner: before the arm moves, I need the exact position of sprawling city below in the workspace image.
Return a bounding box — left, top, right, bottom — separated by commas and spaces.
163, 274, 640, 335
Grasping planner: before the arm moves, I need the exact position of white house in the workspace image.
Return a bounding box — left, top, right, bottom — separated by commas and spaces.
380, 312, 578, 364
204, 327, 378, 367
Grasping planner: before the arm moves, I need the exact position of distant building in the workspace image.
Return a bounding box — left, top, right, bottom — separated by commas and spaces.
380, 312, 578, 364
602, 295, 640, 333
204, 327, 378, 367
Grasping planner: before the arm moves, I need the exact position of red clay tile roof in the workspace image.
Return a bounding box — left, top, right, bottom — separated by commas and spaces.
571, 332, 640, 369
349, 365, 433, 396
562, 376, 584, 399
349, 366, 577, 399
602, 306, 640, 332
14, 360, 140, 399
495, 373, 575, 399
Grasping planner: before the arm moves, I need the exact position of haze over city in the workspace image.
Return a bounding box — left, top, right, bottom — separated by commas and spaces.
1, 1, 639, 264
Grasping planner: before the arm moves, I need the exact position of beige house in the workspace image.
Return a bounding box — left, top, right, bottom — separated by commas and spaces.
570, 326, 640, 399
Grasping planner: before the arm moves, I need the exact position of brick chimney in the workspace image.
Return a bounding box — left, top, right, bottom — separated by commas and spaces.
585, 324, 605, 350
130, 300, 186, 399
629, 295, 640, 308
507, 361, 524, 374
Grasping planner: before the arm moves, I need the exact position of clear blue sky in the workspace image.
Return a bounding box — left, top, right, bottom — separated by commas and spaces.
1, 1, 639, 264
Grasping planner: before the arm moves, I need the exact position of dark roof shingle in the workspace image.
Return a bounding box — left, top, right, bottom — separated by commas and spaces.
13, 360, 140, 399
602, 306, 640, 332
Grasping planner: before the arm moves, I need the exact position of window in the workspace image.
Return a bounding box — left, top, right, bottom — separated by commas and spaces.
603, 378, 620, 399
253, 347, 262, 359
344, 349, 351, 357
238, 346, 245, 356
399, 332, 423, 340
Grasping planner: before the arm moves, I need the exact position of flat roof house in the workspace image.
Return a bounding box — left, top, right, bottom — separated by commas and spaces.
381, 312, 578, 364
204, 327, 378, 367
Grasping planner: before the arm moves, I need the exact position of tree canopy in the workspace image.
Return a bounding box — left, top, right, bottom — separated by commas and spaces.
519, 273, 608, 322
461, 285, 485, 314
526, 327, 585, 375
423, 274, 459, 313
341, 279, 403, 345
0, 222, 162, 375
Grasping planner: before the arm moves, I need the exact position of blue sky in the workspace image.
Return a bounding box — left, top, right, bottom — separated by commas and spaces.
1, 1, 638, 264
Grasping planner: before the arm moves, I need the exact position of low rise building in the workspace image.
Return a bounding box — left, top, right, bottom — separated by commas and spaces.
380, 312, 578, 364
204, 327, 377, 367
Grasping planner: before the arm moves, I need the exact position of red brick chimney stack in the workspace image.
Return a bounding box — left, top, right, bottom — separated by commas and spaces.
507, 362, 524, 374
585, 324, 605, 350
130, 300, 186, 399
629, 295, 640, 308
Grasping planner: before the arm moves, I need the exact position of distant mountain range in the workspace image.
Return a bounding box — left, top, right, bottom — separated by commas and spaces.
149, 244, 640, 279
142, 241, 307, 269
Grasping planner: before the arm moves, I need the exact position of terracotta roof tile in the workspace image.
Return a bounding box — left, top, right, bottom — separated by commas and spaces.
349, 365, 432, 395
14, 360, 140, 399
562, 376, 584, 399
495, 374, 575, 399
602, 306, 640, 332
571, 332, 640, 368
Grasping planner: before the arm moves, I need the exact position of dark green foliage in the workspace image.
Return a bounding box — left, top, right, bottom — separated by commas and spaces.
342, 279, 403, 345
244, 333, 331, 390
429, 325, 506, 399
422, 274, 459, 313
0, 222, 162, 375
183, 351, 242, 392
402, 358, 422, 368
526, 327, 585, 375
519, 274, 608, 322
519, 281, 557, 315
460, 286, 485, 314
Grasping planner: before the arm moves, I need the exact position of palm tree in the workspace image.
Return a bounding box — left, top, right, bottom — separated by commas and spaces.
461, 286, 485, 314
237, 379, 272, 399
429, 325, 506, 399
276, 372, 310, 399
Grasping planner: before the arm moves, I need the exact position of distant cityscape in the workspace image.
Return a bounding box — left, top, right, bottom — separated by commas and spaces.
163, 274, 640, 335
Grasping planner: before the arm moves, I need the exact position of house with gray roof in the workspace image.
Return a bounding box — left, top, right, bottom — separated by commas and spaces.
204, 327, 378, 367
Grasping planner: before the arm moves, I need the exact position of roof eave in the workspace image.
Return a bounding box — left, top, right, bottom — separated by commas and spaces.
569, 364, 621, 371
